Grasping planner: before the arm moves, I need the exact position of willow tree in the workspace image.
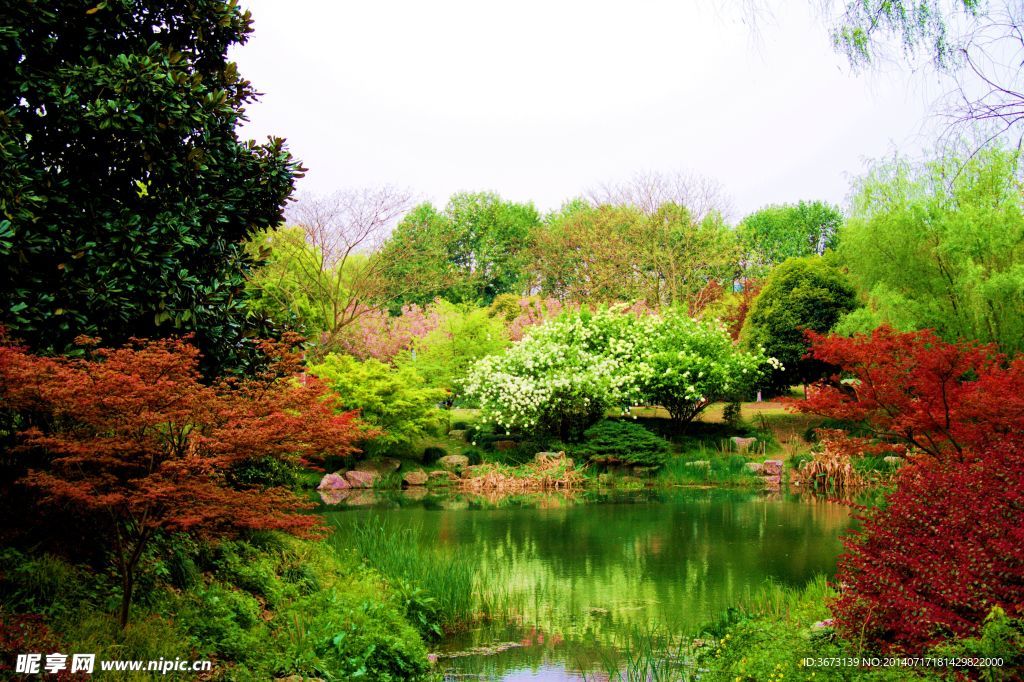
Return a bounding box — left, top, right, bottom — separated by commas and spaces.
837, 146, 1024, 354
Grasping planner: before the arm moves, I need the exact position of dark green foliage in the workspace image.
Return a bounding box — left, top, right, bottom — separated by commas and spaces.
421, 446, 447, 465
572, 420, 671, 469
451, 420, 469, 430
0, 1, 301, 373
462, 447, 483, 465
742, 257, 859, 393
226, 456, 300, 490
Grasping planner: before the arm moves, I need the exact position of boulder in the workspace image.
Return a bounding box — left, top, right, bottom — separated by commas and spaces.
883, 456, 906, 468
685, 460, 711, 469
535, 451, 566, 463
403, 469, 428, 486
429, 470, 456, 484
762, 459, 784, 476
744, 462, 765, 475
731, 436, 757, 453
447, 429, 468, 441
344, 470, 378, 488
438, 454, 470, 471
494, 440, 517, 451
355, 457, 400, 474
317, 472, 350, 490
763, 474, 782, 489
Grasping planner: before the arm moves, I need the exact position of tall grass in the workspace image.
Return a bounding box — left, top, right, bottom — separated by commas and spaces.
328, 517, 477, 632
657, 449, 759, 486
583, 629, 696, 682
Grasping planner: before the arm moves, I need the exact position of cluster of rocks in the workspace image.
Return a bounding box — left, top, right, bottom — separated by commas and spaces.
744, 459, 784, 489
316, 457, 401, 491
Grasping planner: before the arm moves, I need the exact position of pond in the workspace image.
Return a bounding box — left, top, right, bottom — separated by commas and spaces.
321, 488, 851, 681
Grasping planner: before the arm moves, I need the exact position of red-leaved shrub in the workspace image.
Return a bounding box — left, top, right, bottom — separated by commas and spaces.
833, 444, 1024, 652
0, 334, 364, 627
788, 327, 1024, 652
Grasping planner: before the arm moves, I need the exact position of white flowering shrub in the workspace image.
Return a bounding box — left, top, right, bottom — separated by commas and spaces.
464, 307, 778, 438
636, 310, 778, 425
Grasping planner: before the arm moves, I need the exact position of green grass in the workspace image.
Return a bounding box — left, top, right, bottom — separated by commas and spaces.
333, 517, 477, 634
657, 450, 762, 487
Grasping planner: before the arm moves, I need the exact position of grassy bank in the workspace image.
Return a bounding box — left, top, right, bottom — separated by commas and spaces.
0, 535, 439, 681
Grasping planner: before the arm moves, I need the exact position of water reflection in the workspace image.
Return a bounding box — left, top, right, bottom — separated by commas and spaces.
322, 488, 850, 680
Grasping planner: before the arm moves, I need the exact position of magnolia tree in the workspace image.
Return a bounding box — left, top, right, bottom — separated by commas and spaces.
464, 307, 773, 438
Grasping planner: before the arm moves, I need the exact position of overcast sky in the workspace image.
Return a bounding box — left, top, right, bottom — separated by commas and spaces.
231, 0, 946, 220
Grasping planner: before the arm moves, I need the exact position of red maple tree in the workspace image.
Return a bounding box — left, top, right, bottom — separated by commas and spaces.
787, 327, 1024, 652
788, 326, 1024, 462
0, 334, 363, 627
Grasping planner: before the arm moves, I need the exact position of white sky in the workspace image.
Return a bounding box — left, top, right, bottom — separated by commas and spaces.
231, 0, 946, 220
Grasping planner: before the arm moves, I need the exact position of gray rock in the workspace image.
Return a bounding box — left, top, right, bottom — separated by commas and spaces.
402, 469, 428, 486
438, 454, 470, 471
883, 456, 906, 467
535, 451, 566, 463
731, 436, 757, 453
317, 472, 349, 490
344, 469, 378, 488
685, 460, 711, 469
447, 429, 468, 441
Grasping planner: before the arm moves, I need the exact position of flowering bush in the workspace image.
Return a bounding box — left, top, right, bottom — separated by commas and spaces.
637, 311, 774, 425
464, 307, 653, 440
465, 307, 774, 438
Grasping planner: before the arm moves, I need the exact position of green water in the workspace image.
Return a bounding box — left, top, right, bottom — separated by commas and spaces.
322, 488, 850, 681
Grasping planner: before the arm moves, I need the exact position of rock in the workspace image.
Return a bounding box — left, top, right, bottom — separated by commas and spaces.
494, 439, 517, 451
883, 456, 906, 467
763, 474, 782, 489
535, 451, 566, 463
731, 436, 757, 453
355, 457, 400, 474
762, 459, 784, 476
685, 460, 711, 469
403, 486, 428, 501
429, 470, 455, 484
344, 469, 378, 488
317, 472, 349, 490
447, 429, 467, 441
744, 462, 765, 475
318, 489, 347, 506
403, 469, 428, 486
438, 454, 470, 471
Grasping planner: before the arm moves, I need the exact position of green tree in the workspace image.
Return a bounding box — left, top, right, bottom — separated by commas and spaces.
741, 257, 859, 393
380, 193, 540, 306
309, 354, 445, 456
837, 146, 1024, 353
399, 302, 509, 399
737, 201, 843, 276
0, 1, 301, 372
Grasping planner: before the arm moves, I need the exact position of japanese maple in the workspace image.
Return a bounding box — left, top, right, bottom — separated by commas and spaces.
789, 326, 1024, 462
0, 334, 363, 627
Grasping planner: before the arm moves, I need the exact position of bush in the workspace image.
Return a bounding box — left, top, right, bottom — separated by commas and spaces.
309, 353, 446, 455
571, 420, 671, 469
832, 443, 1024, 653
422, 446, 447, 465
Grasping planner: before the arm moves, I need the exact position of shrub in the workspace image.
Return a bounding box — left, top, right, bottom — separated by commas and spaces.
831, 442, 1024, 653
309, 353, 445, 455
422, 446, 447, 465
571, 420, 671, 469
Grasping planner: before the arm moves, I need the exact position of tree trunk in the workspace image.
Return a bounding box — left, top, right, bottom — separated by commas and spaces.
119, 571, 134, 629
